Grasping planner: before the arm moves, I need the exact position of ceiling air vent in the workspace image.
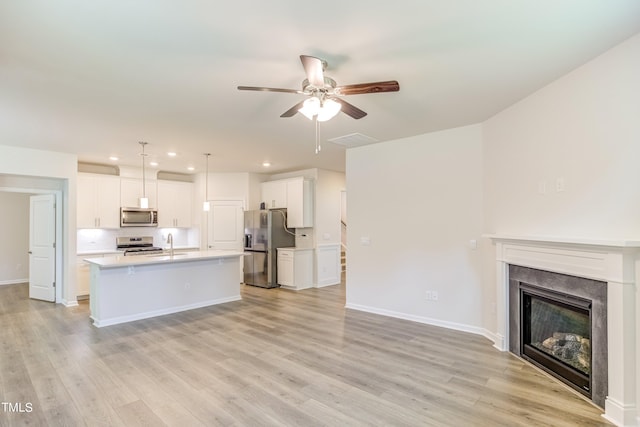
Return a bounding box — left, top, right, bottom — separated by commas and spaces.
328, 133, 379, 148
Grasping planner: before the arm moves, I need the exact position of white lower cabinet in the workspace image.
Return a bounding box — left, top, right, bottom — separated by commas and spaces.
77, 252, 122, 298
277, 248, 313, 290
76, 256, 91, 298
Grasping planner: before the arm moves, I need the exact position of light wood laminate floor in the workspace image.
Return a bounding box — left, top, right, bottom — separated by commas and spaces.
0, 281, 611, 426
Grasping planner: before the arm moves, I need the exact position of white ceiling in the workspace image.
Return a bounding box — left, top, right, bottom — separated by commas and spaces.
1, 1, 639, 174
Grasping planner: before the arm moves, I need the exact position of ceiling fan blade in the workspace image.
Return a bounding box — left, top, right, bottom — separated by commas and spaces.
300, 55, 325, 87
335, 80, 400, 96
237, 86, 302, 94
333, 98, 367, 119
280, 100, 306, 118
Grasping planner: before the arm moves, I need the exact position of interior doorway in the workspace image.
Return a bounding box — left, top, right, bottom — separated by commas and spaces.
0, 187, 63, 303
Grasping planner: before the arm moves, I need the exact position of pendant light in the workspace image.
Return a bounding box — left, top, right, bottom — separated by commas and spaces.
139, 141, 149, 208
203, 153, 211, 211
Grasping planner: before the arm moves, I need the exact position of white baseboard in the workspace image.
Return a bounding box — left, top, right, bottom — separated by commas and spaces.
345, 302, 495, 344
0, 278, 28, 286
603, 396, 637, 427
315, 281, 339, 288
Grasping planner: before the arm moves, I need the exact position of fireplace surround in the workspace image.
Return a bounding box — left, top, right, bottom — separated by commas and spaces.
488, 235, 640, 427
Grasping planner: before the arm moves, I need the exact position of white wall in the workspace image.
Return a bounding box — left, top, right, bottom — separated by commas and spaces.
315, 169, 344, 246
0, 145, 78, 304
0, 192, 30, 284
483, 32, 640, 239
346, 124, 485, 331
481, 33, 640, 416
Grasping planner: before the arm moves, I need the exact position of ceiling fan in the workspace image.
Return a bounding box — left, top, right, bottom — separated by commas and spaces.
238, 55, 399, 121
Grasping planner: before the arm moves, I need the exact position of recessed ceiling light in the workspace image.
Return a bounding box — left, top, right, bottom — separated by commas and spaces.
187, 166, 195, 171
262, 162, 271, 167
109, 156, 119, 161
167, 152, 177, 157
149, 161, 159, 167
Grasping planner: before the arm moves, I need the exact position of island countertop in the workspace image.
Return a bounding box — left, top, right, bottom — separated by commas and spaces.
84, 250, 245, 269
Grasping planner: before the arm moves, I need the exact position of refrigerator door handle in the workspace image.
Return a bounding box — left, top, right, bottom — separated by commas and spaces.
244, 234, 252, 249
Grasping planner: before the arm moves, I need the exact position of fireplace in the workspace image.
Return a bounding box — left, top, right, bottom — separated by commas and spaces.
490, 235, 640, 426
520, 284, 592, 398
508, 265, 607, 408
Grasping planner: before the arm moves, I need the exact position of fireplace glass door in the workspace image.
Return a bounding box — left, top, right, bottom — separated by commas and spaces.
521, 285, 592, 397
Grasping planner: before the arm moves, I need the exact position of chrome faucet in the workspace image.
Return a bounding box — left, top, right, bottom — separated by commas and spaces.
167, 233, 174, 257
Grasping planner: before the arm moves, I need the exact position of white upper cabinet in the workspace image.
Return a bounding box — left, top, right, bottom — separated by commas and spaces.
286, 177, 314, 228
261, 180, 287, 209
77, 173, 121, 228
261, 177, 314, 228
120, 177, 157, 208
157, 180, 193, 228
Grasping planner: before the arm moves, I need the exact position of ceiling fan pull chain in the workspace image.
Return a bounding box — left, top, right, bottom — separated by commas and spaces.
315, 118, 321, 154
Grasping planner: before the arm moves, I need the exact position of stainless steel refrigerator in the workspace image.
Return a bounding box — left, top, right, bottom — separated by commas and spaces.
243, 208, 295, 288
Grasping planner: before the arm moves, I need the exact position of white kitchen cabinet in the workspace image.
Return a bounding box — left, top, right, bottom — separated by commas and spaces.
77, 173, 121, 228
277, 248, 313, 290
76, 251, 122, 298
286, 177, 314, 228
261, 180, 287, 209
157, 180, 193, 227
120, 177, 157, 208
261, 177, 314, 228
76, 255, 91, 297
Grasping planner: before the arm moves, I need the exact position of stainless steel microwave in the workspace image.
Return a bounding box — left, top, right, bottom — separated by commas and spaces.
120, 207, 158, 227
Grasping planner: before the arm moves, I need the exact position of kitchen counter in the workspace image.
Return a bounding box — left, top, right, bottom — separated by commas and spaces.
86, 250, 244, 327
84, 250, 244, 268
77, 249, 124, 256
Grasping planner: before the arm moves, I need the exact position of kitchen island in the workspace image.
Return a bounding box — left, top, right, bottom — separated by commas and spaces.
84, 250, 244, 327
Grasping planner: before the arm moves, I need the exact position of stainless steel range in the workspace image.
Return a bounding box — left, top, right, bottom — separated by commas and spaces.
116, 236, 163, 256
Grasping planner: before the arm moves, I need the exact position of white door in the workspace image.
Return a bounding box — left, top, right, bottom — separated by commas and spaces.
208, 200, 244, 250
29, 194, 56, 302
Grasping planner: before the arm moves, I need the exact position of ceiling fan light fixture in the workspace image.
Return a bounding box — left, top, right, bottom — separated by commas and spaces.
299, 97, 320, 120
317, 98, 341, 122
298, 97, 341, 121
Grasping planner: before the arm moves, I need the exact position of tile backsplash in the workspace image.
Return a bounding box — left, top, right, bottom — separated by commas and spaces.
77, 227, 199, 253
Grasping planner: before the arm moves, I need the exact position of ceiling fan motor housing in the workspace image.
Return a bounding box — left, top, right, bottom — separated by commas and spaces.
302, 77, 337, 94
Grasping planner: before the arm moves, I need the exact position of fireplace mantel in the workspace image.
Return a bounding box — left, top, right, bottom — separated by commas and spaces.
487, 234, 640, 427
485, 234, 640, 249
